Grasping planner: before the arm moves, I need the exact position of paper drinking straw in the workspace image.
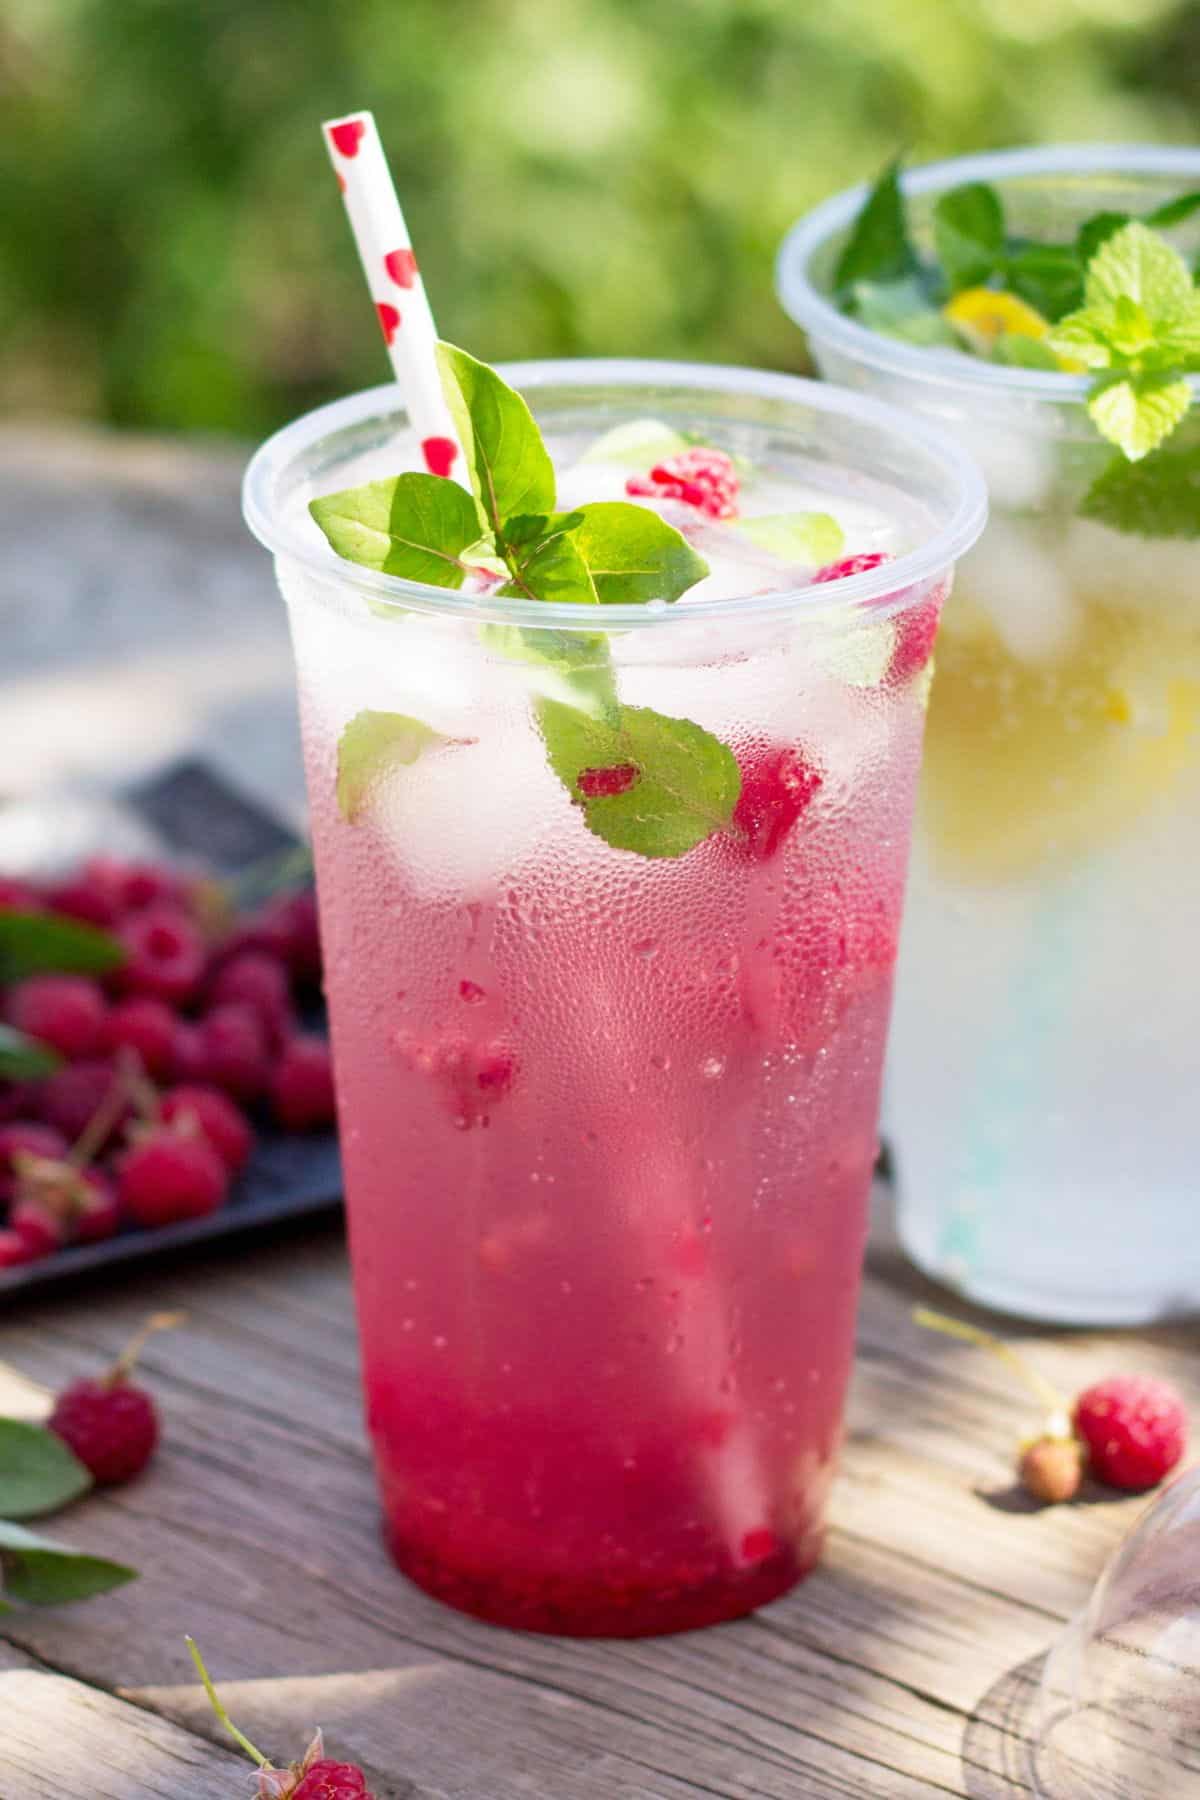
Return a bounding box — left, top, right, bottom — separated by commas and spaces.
323, 110, 463, 482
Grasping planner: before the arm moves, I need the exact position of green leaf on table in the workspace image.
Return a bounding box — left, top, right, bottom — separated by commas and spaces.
738, 511, 845, 564
537, 698, 741, 859
0, 1421, 92, 1519
570, 502, 708, 604
1081, 441, 1200, 536
498, 512, 597, 606
336, 710, 452, 824
0, 1520, 136, 1605
1087, 371, 1192, 461
308, 473, 482, 587
0, 913, 124, 981
578, 419, 691, 465
834, 157, 918, 299
1005, 243, 1084, 322
849, 277, 958, 346
437, 341, 555, 536
932, 181, 1005, 293
0, 1024, 61, 1080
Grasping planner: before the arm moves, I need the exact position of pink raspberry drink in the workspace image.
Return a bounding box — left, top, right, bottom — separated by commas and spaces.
245, 362, 984, 1636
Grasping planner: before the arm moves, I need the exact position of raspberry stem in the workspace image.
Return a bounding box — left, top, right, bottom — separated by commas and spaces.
185, 1637, 272, 1770
913, 1306, 1069, 1420
66, 1050, 141, 1168
109, 1310, 187, 1388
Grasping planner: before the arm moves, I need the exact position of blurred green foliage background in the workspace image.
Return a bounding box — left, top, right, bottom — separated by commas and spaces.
3, 0, 1198, 437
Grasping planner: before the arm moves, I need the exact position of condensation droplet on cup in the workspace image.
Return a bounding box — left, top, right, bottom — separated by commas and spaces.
701, 1054, 726, 1081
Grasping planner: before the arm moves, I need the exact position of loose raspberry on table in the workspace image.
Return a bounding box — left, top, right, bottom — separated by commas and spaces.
161, 1084, 254, 1175
209, 950, 294, 1049
731, 742, 824, 860
812, 551, 889, 584
272, 1035, 337, 1133
198, 1003, 273, 1102
48, 1376, 159, 1485
117, 907, 207, 1007
5, 974, 108, 1060
291, 1762, 374, 1800
102, 995, 178, 1079
118, 1129, 229, 1229
1074, 1376, 1187, 1491
626, 447, 740, 520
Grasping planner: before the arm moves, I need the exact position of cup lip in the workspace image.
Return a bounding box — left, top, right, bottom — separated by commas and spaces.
776, 143, 1200, 403
242, 358, 986, 629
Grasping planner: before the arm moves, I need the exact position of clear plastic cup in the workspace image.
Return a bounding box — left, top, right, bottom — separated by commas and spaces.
778, 148, 1200, 1326
244, 360, 984, 1636
1034, 1469, 1200, 1796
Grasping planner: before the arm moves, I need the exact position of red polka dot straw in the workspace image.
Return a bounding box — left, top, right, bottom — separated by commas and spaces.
323, 111, 464, 482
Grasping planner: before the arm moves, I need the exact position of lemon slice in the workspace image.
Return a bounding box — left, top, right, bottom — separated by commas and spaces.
943, 286, 1051, 353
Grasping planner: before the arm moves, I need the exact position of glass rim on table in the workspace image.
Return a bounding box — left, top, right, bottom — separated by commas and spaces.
242, 360, 987, 630
776, 142, 1200, 403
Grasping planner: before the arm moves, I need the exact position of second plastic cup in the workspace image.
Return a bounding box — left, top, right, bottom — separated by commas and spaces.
244, 360, 984, 1635
779, 147, 1200, 1326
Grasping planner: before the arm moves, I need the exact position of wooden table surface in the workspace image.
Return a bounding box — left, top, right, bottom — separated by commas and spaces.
3, 427, 1197, 1800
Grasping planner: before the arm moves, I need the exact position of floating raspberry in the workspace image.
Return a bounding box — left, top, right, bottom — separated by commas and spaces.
161, 1084, 254, 1175
118, 1129, 229, 1228
812, 551, 889, 583
209, 950, 294, 1049
1074, 1377, 1187, 1492
626, 448, 739, 519
577, 764, 639, 799
102, 996, 178, 1079
117, 907, 206, 1007
272, 1035, 337, 1133
199, 1003, 272, 1102
5, 974, 107, 1060
186, 1639, 376, 1800
731, 742, 823, 860
889, 592, 943, 685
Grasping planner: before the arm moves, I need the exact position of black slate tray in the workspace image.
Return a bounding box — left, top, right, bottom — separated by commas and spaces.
0, 762, 343, 1301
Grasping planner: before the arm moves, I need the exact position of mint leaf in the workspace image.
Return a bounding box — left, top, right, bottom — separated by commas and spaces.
1077, 211, 1130, 266
834, 157, 918, 299
933, 181, 1005, 293
738, 511, 845, 564
537, 699, 740, 859
579, 419, 690, 465
336, 710, 452, 823
1145, 191, 1200, 229
570, 502, 708, 604
0, 1421, 92, 1519
1088, 372, 1191, 461
0, 1024, 61, 1080
1081, 441, 1200, 537
0, 913, 124, 982
309, 473, 482, 587
437, 341, 555, 535
1085, 221, 1195, 316
1005, 244, 1084, 322
0, 1520, 137, 1605
990, 332, 1063, 370
850, 277, 958, 346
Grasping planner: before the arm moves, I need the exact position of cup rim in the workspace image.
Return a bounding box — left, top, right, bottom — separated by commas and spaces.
776, 143, 1200, 403
242, 358, 986, 629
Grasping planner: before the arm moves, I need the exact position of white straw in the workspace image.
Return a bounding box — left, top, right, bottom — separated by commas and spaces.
323, 110, 464, 481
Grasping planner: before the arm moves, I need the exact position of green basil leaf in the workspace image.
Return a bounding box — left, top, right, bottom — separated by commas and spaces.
0, 1520, 137, 1605
437, 341, 555, 535
0, 1024, 62, 1080
336, 711, 453, 824
0, 913, 124, 982
308, 472, 482, 587
569, 501, 708, 604
0, 1421, 93, 1519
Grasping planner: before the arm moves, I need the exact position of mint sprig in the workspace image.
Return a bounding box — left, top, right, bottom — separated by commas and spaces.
1048, 223, 1200, 460
309, 346, 741, 859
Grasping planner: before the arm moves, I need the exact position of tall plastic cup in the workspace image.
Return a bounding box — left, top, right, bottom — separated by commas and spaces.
778, 147, 1200, 1326
244, 360, 984, 1636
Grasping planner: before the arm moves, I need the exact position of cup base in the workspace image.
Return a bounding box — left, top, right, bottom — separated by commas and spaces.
383, 1517, 818, 1638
